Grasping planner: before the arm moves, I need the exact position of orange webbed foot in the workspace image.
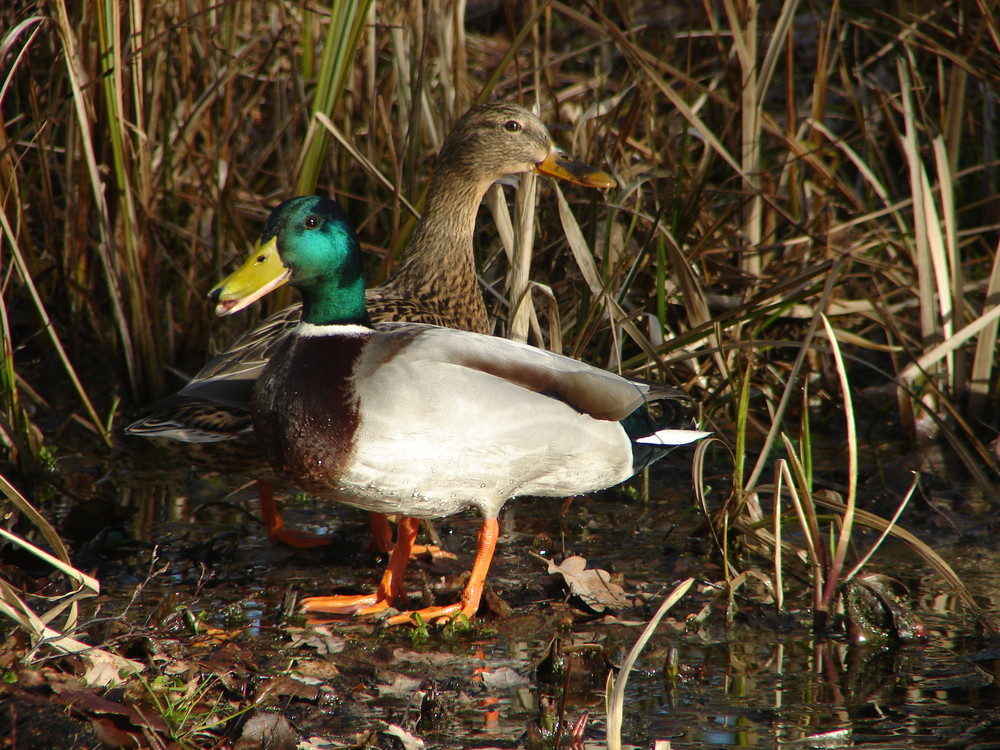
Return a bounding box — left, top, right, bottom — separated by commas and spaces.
301, 594, 395, 624
368, 513, 456, 560
298, 518, 498, 629
385, 518, 499, 628
267, 525, 331, 549
385, 602, 477, 627
410, 543, 457, 560
300, 517, 421, 624
258, 480, 330, 549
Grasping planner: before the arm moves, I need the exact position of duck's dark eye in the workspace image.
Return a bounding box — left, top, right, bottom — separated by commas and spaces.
304, 214, 320, 229
503, 119, 522, 132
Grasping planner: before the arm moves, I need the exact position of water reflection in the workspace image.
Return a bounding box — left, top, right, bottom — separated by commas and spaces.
628, 624, 999, 748
63, 455, 1000, 747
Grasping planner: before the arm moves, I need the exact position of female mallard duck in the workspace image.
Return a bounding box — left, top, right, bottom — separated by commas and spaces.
126, 101, 616, 551
209, 196, 707, 626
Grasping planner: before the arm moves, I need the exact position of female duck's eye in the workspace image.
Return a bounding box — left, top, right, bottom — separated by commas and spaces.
304, 214, 320, 229
503, 119, 521, 132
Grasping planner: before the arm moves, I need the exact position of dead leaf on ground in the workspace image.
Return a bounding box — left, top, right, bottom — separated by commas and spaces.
285, 626, 347, 654
391, 648, 477, 667
298, 738, 348, 749
256, 674, 322, 703
234, 711, 298, 750
479, 666, 530, 690
50, 681, 170, 744
290, 659, 342, 681
384, 723, 426, 750
545, 556, 629, 612
377, 673, 424, 698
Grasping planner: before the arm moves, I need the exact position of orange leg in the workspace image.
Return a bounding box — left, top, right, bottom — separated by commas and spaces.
258, 481, 330, 549
302, 516, 420, 617
368, 513, 457, 560
368, 513, 396, 554
386, 518, 499, 626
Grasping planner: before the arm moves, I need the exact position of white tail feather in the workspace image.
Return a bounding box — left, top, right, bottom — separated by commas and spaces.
636, 429, 711, 446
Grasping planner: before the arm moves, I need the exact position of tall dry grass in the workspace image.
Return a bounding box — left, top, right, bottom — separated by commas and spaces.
0, 0, 995, 446
0, 0, 996, 536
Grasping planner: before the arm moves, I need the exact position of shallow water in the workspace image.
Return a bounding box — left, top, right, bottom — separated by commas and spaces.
5, 440, 1000, 748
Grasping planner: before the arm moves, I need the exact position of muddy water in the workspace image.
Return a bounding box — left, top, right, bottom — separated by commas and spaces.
14, 442, 1000, 748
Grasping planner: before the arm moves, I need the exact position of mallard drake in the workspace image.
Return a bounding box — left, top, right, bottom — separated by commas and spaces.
126, 101, 617, 551
209, 196, 708, 626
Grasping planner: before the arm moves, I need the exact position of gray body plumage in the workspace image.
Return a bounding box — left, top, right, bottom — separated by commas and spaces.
252, 322, 694, 521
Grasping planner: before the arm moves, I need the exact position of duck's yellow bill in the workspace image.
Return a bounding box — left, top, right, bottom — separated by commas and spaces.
209, 235, 291, 316
534, 145, 617, 189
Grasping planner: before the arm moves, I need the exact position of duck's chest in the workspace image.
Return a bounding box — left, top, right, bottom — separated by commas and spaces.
251, 334, 365, 494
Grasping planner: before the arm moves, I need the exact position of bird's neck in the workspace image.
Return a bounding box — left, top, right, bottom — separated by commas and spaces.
299, 272, 372, 328
382, 167, 493, 328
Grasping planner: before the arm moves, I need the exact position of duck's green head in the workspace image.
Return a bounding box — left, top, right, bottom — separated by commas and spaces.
210, 196, 368, 326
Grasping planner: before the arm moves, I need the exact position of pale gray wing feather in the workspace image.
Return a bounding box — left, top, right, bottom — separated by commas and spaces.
360, 323, 648, 421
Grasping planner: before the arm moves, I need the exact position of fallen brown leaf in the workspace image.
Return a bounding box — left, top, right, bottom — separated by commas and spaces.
546, 556, 629, 612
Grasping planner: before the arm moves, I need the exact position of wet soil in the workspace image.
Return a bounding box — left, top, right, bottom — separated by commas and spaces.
2, 438, 1000, 749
